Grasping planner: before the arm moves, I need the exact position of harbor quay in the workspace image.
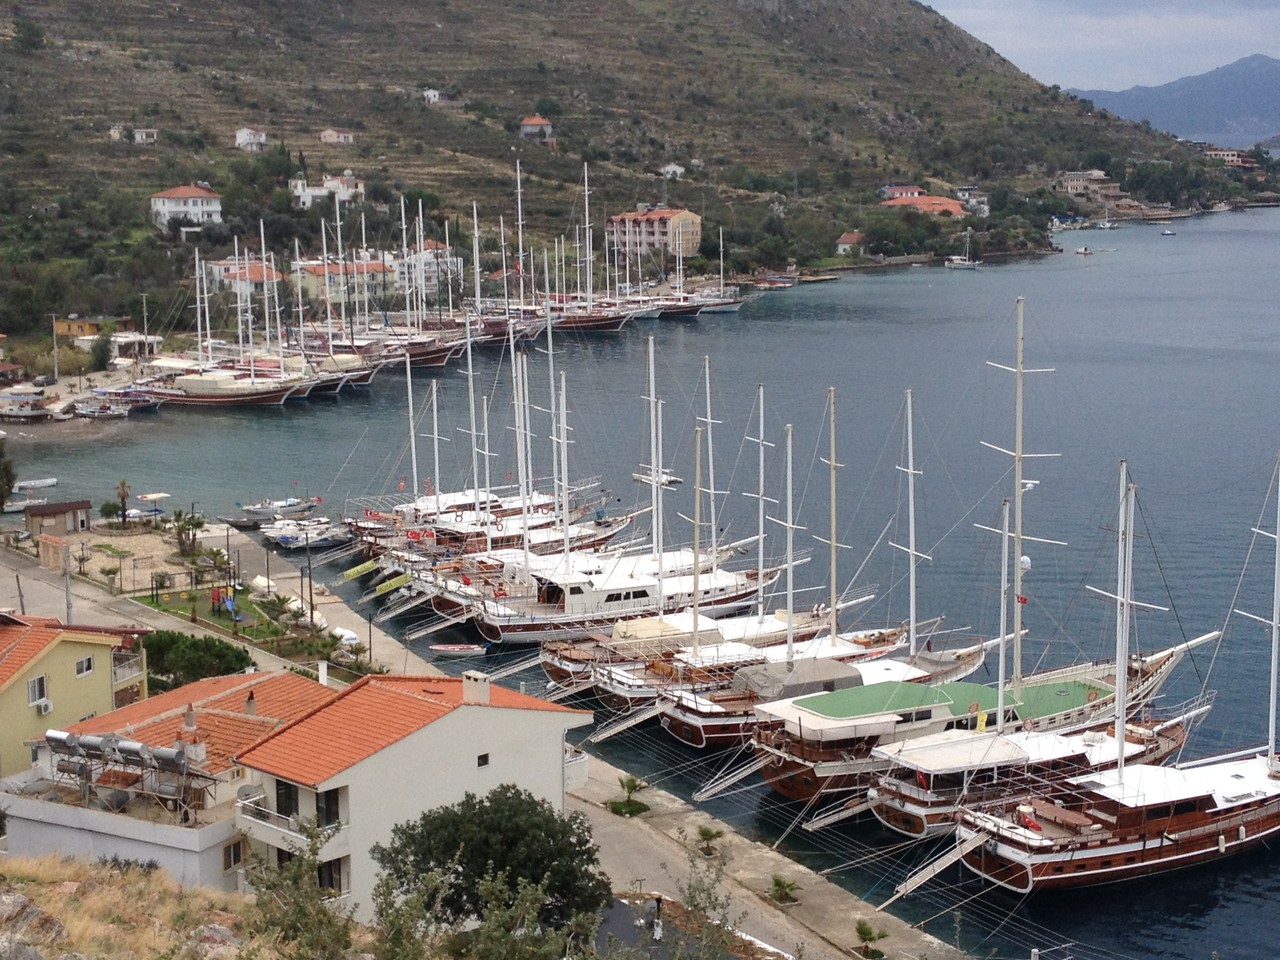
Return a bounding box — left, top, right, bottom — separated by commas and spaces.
0, 534, 968, 960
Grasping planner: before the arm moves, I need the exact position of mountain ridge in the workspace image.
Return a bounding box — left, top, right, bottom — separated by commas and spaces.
2, 0, 1189, 226
1068, 54, 1280, 147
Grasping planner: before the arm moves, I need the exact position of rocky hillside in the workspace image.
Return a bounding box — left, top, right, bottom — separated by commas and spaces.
2, 0, 1189, 228
0, 856, 264, 959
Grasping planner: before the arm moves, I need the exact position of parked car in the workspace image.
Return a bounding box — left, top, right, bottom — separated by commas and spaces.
32, 375, 54, 387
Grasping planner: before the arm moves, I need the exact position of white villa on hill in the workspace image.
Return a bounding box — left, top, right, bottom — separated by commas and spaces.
0, 670, 589, 923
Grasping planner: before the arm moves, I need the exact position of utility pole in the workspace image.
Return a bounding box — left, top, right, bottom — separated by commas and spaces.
14, 574, 25, 615
62, 543, 72, 623
51, 314, 59, 383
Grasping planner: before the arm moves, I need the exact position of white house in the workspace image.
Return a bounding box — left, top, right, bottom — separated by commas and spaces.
289, 171, 365, 210
319, 127, 356, 146
660, 162, 685, 181
395, 239, 462, 296
606, 206, 702, 257
0, 672, 336, 893
149, 184, 223, 230
835, 230, 864, 256
235, 127, 268, 153
233, 672, 591, 922
422, 88, 441, 104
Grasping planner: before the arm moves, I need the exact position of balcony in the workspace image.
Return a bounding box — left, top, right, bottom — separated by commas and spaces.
112, 653, 144, 686
234, 799, 349, 860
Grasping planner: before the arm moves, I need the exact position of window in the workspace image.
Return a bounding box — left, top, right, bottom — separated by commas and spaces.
317, 788, 341, 828
75, 656, 94, 677
27, 675, 47, 706
275, 779, 299, 819
317, 858, 343, 894
223, 840, 245, 872
477, 753, 490, 768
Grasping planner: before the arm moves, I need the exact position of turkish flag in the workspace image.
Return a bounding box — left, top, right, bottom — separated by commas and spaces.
1016, 595, 1029, 605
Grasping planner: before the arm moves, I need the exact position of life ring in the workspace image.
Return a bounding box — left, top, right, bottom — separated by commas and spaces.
1022, 718, 1034, 732
504, 471, 513, 482
1086, 689, 1099, 702
967, 701, 981, 715
539, 503, 552, 514
494, 586, 507, 599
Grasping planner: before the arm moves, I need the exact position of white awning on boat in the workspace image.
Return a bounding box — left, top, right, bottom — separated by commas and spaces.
137, 492, 171, 502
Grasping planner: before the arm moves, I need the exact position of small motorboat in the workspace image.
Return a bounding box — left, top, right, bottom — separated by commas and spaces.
217, 515, 262, 531
1075, 246, 1093, 255
1161, 229, 1177, 236
428, 643, 488, 658
14, 478, 57, 490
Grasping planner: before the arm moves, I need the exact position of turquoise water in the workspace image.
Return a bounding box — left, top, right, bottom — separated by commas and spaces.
25, 211, 1280, 958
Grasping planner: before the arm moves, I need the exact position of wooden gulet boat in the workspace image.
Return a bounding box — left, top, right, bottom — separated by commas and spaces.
948, 458, 1280, 893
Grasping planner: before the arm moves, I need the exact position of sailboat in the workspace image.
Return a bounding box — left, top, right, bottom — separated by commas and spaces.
944, 227, 981, 270
659, 388, 981, 752
867, 471, 1214, 843
693, 228, 752, 313
706, 299, 1215, 809
952, 456, 1280, 893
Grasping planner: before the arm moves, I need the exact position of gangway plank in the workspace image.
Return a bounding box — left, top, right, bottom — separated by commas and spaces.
543, 675, 600, 703
802, 798, 870, 832
692, 752, 773, 802
403, 611, 474, 641
877, 833, 987, 911
588, 701, 664, 743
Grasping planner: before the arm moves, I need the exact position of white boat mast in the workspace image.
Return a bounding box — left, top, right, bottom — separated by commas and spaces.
514, 161, 527, 307
559, 371, 571, 571
583, 164, 593, 311
891, 389, 930, 655
745, 384, 774, 618
1234, 451, 1280, 777
981, 296, 1059, 690
692, 424, 702, 656
404, 351, 419, 498
467, 204, 483, 516
544, 249, 560, 517
699, 356, 721, 573
785, 422, 794, 660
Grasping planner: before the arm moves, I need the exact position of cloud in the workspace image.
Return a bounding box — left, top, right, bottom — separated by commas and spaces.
928, 1, 1280, 89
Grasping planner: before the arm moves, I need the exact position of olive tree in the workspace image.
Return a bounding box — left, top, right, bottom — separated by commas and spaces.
372, 784, 611, 928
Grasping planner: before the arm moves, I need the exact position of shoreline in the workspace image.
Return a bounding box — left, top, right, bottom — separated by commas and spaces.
0, 535, 969, 960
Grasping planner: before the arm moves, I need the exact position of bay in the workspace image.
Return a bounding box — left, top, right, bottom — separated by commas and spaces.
21, 210, 1280, 958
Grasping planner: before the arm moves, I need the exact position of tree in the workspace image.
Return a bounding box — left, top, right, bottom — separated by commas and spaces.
248, 822, 354, 960
90, 322, 116, 371
0, 440, 15, 510
142, 630, 253, 691
169, 508, 205, 556
695, 825, 724, 857
116, 479, 131, 527
13, 18, 45, 53
372, 784, 611, 928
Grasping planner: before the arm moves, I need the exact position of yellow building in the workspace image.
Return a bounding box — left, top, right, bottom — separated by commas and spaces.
0, 614, 147, 778
606, 206, 702, 258
54, 316, 137, 338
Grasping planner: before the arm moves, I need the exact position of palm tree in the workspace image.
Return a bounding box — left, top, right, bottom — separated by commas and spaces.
116, 479, 131, 527
169, 508, 206, 556
696, 824, 725, 857
0, 440, 15, 509
618, 774, 648, 804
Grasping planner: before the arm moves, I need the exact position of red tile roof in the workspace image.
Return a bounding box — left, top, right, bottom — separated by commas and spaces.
880, 195, 968, 217
151, 185, 221, 200
237, 675, 589, 787
521, 116, 551, 126
836, 231, 864, 244
606, 208, 691, 224
301, 261, 391, 277
0, 615, 126, 693
64, 671, 336, 775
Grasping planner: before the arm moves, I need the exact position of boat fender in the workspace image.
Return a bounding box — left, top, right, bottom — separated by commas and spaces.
1086, 689, 1099, 702
1218, 834, 1227, 854
494, 519, 504, 532
916, 771, 928, 790
1239, 825, 1247, 842
398, 475, 407, 492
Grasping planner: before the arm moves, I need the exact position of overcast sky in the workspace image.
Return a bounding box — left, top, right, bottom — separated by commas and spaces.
925, 0, 1278, 90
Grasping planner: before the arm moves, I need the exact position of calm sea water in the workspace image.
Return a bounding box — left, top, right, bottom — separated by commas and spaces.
24, 211, 1280, 959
